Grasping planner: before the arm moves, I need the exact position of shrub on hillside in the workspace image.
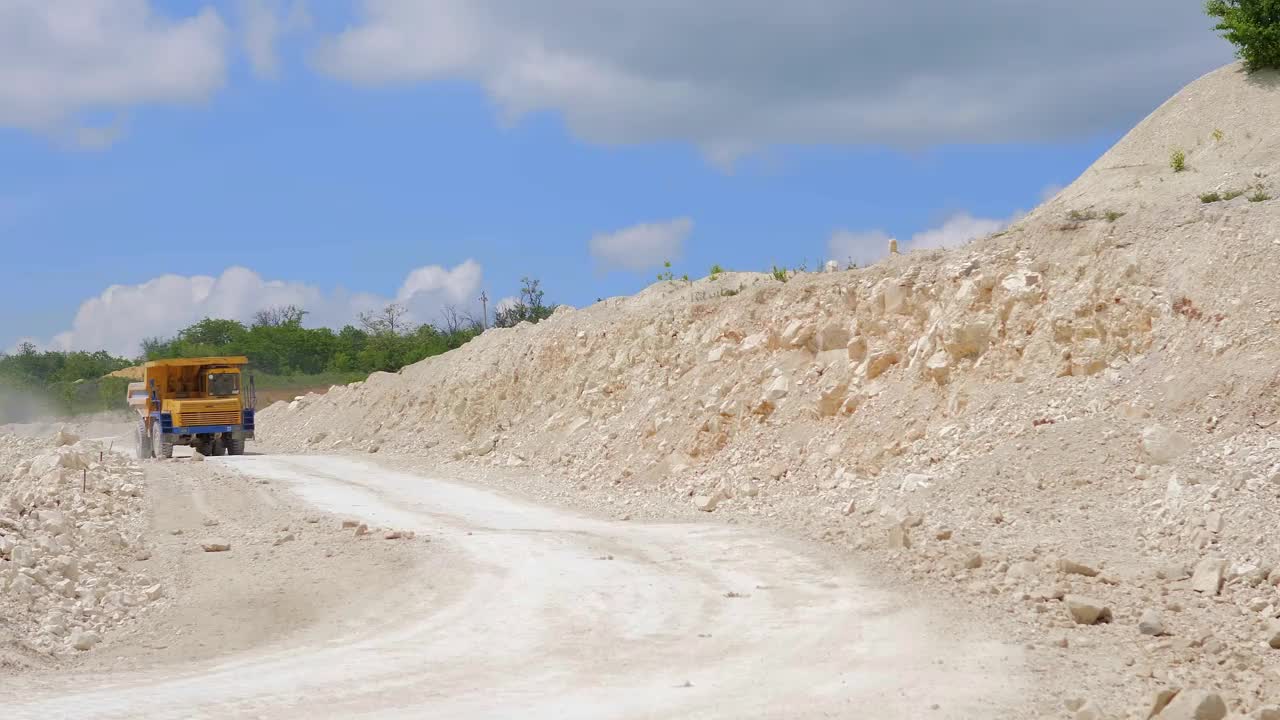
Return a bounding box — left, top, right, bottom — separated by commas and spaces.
1206, 0, 1280, 71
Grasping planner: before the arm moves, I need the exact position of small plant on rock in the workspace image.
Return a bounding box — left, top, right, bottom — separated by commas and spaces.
771, 265, 789, 283
1212, 128, 1225, 142
1250, 188, 1273, 202
1200, 191, 1223, 203
1171, 149, 1187, 172
709, 263, 725, 280
1104, 210, 1126, 222
656, 260, 675, 282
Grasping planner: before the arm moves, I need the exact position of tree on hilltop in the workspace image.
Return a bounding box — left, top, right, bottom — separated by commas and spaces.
1206, 0, 1280, 71
494, 277, 557, 328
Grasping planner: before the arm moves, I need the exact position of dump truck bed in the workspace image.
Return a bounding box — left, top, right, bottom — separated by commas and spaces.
143, 356, 249, 369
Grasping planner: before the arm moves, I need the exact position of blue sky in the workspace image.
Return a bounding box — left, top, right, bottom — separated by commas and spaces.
0, 1, 1232, 356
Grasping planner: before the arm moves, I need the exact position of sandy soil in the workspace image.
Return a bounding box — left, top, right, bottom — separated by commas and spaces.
3, 453, 1025, 719
75, 451, 433, 671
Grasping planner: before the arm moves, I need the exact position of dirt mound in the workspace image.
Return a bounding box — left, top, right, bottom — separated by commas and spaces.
105, 366, 144, 381
260, 63, 1280, 714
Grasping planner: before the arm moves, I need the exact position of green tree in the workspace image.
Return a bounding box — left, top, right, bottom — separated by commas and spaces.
494, 277, 557, 328
252, 304, 308, 328
1206, 0, 1280, 70
330, 325, 370, 372
358, 303, 409, 335
178, 318, 250, 347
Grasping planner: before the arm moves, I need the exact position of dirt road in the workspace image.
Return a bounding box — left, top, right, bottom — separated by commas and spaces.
2, 455, 1026, 719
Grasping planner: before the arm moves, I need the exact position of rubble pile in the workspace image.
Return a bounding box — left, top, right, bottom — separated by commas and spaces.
0, 429, 160, 664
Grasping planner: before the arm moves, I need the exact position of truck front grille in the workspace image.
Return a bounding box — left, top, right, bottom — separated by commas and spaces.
178, 410, 240, 427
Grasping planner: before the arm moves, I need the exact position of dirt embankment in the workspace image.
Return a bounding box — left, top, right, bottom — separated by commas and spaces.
260, 63, 1280, 718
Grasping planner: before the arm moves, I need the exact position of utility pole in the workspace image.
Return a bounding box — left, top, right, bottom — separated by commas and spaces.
479, 291, 489, 330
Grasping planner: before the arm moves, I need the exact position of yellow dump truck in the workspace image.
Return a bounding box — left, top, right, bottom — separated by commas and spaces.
127, 356, 256, 459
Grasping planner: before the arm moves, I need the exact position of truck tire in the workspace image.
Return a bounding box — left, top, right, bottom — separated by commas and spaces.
136, 418, 153, 460
151, 427, 174, 459
226, 437, 246, 456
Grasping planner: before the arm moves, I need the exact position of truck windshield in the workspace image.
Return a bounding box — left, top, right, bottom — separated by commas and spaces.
208, 373, 240, 397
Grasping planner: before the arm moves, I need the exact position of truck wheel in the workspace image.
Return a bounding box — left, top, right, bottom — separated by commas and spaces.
136, 419, 153, 460
151, 428, 174, 459
227, 437, 246, 456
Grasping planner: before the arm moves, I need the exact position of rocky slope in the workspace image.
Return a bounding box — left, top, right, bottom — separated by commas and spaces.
261, 63, 1280, 718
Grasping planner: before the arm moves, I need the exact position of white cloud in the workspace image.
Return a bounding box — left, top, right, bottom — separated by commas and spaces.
38, 262, 484, 357
827, 229, 897, 269
313, 1, 1229, 162
589, 217, 693, 272
396, 259, 484, 311
907, 213, 1009, 252
241, 0, 281, 78
1039, 184, 1066, 203
0, 1, 229, 145
240, 0, 310, 79
829, 211, 1019, 267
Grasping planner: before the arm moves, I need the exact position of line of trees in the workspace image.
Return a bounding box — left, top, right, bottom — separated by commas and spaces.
0, 346, 133, 385
0, 277, 560, 422
142, 277, 558, 375
140, 305, 478, 376
0, 346, 135, 421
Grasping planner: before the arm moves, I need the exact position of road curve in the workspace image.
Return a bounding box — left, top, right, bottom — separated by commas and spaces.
2, 455, 1025, 719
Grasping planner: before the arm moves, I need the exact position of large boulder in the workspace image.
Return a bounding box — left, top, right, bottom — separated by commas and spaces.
1064, 595, 1112, 625
1190, 557, 1226, 595
1153, 690, 1227, 720
1141, 425, 1186, 465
